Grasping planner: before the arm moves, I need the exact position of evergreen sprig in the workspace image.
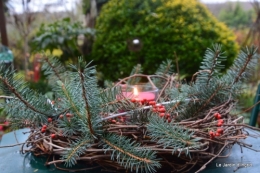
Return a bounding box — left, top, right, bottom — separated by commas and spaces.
167, 45, 259, 121
100, 86, 136, 114
57, 116, 81, 137
223, 46, 258, 85
0, 67, 54, 128
41, 56, 67, 85
195, 44, 226, 85
155, 59, 174, 76
61, 136, 94, 167
147, 115, 202, 156
102, 133, 161, 173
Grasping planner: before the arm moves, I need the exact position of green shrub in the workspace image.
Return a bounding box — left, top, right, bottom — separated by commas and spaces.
92, 0, 239, 81
218, 2, 255, 29
30, 18, 95, 64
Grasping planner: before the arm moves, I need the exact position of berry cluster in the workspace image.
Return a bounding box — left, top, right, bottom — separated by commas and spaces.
131, 98, 155, 105
41, 118, 56, 139
41, 124, 47, 133
214, 112, 224, 127
209, 128, 223, 139
208, 112, 224, 139
150, 102, 171, 123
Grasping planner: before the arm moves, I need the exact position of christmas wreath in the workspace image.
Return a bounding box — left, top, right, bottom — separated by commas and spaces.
0, 44, 260, 173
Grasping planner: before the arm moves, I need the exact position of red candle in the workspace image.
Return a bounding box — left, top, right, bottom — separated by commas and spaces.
121, 87, 155, 102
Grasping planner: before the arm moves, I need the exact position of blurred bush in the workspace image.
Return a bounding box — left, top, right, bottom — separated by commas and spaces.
218, 2, 254, 29
92, 0, 239, 82
30, 18, 95, 64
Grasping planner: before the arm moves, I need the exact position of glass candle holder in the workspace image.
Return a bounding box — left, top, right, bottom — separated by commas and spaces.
120, 83, 158, 102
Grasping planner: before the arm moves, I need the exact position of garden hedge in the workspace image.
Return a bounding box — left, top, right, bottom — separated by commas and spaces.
92, 0, 239, 81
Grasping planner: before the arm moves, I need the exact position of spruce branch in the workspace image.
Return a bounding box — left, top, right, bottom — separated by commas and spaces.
195, 44, 226, 85
205, 50, 219, 85
232, 47, 257, 84
42, 57, 64, 81
79, 67, 95, 136
57, 116, 82, 137
102, 134, 160, 173
190, 84, 223, 118
155, 59, 174, 76
41, 56, 68, 85
0, 76, 49, 117
223, 46, 259, 85
100, 87, 136, 115
61, 137, 93, 167
59, 82, 82, 119
147, 116, 202, 157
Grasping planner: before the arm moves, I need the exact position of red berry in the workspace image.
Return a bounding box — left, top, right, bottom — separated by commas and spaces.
111, 119, 117, 123
136, 99, 144, 104
42, 125, 47, 129
214, 113, 220, 118
166, 113, 170, 118
210, 132, 216, 139
41, 128, 46, 133
0, 125, 3, 131
167, 118, 171, 123
159, 113, 165, 118
158, 108, 166, 113
217, 114, 222, 119
217, 122, 223, 127
159, 105, 165, 108
47, 118, 52, 123
66, 113, 73, 117
59, 114, 64, 119
149, 101, 156, 105
218, 119, 224, 123
209, 131, 214, 136
215, 132, 220, 136
217, 128, 223, 134
50, 134, 56, 139
131, 98, 136, 103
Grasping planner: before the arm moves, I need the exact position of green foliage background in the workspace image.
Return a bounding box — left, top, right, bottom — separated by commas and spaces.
92, 0, 239, 81
30, 18, 95, 64
218, 2, 254, 29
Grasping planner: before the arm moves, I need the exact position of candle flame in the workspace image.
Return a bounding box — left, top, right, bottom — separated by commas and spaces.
133, 87, 138, 96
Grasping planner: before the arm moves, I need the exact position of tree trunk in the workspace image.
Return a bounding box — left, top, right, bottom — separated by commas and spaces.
0, 0, 8, 46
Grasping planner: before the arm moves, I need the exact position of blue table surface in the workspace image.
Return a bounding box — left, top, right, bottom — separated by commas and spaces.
0, 128, 260, 173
